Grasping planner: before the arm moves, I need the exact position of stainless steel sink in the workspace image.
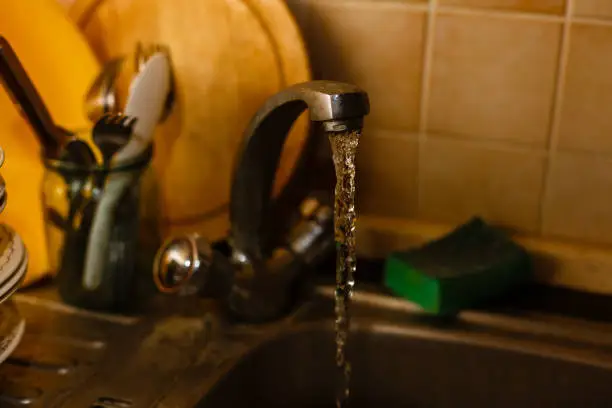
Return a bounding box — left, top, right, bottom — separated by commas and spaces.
197, 323, 612, 407
8, 284, 612, 407
189, 287, 612, 408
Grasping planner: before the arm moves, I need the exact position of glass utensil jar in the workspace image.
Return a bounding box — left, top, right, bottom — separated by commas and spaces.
42, 148, 156, 312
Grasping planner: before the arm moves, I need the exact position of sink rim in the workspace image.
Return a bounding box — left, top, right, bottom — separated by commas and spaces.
229, 317, 612, 374
157, 285, 612, 407
313, 285, 612, 351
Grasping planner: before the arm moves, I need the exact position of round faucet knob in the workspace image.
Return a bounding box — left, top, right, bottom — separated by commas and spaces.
153, 233, 212, 295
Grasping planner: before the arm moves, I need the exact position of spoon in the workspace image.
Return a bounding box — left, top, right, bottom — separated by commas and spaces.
84, 56, 125, 124
135, 42, 174, 122
60, 139, 97, 166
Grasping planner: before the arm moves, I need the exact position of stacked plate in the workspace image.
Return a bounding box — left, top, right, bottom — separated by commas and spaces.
0, 146, 27, 364
0, 224, 28, 302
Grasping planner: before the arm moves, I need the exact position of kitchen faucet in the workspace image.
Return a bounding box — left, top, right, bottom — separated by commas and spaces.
154, 80, 369, 322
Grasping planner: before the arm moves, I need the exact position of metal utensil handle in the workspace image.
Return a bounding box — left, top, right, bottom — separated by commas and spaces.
0, 37, 62, 157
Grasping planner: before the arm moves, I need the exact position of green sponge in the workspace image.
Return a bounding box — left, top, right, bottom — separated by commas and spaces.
384, 217, 532, 315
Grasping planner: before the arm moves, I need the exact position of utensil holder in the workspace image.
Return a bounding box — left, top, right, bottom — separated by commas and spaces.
42, 147, 156, 312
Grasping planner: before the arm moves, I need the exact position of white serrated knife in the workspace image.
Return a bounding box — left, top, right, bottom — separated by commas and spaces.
82, 52, 171, 291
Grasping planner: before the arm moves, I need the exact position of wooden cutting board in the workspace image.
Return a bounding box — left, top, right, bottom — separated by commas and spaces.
0, 0, 100, 286
67, 0, 311, 241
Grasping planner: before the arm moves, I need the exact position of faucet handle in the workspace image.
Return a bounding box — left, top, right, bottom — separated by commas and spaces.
153, 234, 236, 298
153, 233, 213, 295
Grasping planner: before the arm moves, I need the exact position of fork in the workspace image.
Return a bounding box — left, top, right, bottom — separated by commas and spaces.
70, 113, 136, 232
93, 113, 137, 165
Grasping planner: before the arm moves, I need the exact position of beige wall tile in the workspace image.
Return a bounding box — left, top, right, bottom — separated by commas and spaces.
543, 153, 612, 245
307, 2, 425, 131
558, 24, 612, 153
573, 0, 612, 19
439, 0, 565, 14
357, 131, 419, 218
419, 138, 546, 232
428, 13, 561, 146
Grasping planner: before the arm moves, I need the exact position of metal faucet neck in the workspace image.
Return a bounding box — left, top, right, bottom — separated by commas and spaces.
230, 80, 370, 261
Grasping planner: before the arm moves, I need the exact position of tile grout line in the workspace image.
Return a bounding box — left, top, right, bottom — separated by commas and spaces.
415, 0, 438, 217
434, 6, 612, 27
418, 0, 437, 132
573, 15, 612, 26
437, 4, 564, 22
537, 0, 574, 236
306, 0, 612, 27
370, 126, 612, 163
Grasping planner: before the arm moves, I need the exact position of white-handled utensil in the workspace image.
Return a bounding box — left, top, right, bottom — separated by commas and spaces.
82, 52, 171, 290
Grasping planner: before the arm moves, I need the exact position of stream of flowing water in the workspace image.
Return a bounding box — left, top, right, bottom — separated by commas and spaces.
328, 129, 360, 408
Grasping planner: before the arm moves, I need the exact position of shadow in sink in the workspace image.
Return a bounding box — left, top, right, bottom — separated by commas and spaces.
198, 323, 612, 408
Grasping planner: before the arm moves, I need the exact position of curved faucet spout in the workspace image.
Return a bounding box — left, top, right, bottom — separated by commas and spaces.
153, 81, 370, 323
230, 80, 370, 261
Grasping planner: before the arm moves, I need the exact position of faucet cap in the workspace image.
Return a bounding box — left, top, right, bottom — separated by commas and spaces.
153, 233, 212, 295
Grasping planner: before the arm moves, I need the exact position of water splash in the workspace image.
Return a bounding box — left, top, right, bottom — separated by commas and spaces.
328, 129, 360, 408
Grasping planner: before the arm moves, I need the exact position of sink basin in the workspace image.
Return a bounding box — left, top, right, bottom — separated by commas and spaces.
197, 292, 612, 408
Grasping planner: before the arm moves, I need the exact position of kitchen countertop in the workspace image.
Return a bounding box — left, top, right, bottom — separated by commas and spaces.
0, 257, 611, 406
